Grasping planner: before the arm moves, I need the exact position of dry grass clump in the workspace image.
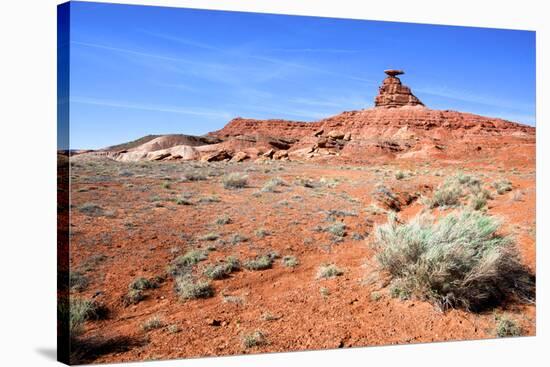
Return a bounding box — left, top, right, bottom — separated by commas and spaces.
242, 331, 267, 348
244, 255, 274, 270
493, 179, 513, 194
70, 271, 89, 292
425, 182, 462, 209
168, 249, 208, 276
261, 177, 288, 193
282, 255, 299, 267
316, 264, 344, 279
495, 315, 522, 337
141, 316, 164, 331
123, 276, 159, 306
174, 276, 214, 301
374, 210, 535, 311
203, 256, 241, 279
68, 298, 106, 336
222, 173, 248, 189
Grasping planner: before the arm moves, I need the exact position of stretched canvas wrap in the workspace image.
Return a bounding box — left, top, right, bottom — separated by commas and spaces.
57, 1, 536, 364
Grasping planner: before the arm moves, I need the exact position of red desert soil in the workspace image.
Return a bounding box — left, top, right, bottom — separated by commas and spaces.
66, 71, 535, 363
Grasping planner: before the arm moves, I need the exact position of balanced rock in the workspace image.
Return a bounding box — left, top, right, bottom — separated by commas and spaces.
374, 69, 424, 108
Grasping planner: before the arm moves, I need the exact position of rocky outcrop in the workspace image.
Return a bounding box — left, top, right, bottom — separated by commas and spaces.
209, 117, 320, 139
200, 150, 232, 162
85, 69, 534, 164
230, 151, 249, 162
374, 70, 424, 108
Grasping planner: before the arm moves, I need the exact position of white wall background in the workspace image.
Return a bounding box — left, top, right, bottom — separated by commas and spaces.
0, 0, 546, 366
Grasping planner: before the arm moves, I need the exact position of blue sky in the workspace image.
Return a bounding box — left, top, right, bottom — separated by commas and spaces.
64, 1, 536, 149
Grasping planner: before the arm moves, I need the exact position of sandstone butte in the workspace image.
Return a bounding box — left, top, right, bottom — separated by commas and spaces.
88, 69, 535, 165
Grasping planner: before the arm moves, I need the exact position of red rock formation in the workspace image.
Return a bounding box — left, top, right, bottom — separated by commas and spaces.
209, 117, 320, 140
374, 70, 424, 108
189, 70, 535, 162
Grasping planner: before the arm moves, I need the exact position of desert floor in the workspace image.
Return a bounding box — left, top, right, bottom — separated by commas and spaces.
66, 156, 535, 364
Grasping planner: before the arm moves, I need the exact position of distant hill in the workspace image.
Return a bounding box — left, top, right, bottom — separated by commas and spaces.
104, 134, 220, 152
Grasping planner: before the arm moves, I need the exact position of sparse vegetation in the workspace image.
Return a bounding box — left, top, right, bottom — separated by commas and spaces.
129, 277, 157, 291
123, 289, 145, 305
198, 195, 220, 203
316, 264, 344, 279
242, 331, 267, 348
69, 298, 104, 336
222, 173, 248, 189
319, 287, 330, 297
244, 255, 274, 270
214, 215, 231, 225
141, 316, 164, 331
230, 233, 247, 245
261, 177, 287, 193
495, 315, 522, 337
255, 228, 271, 238
469, 193, 487, 210
174, 276, 214, 301
282, 255, 299, 267
425, 183, 462, 209
167, 324, 181, 334
78, 203, 105, 216
70, 271, 89, 292
168, 249, 208, 276
395, 171, 406, 180
375, 210, 534, 311
494, 179, 513, 194
200, 232, 219, 241
326, 222, 346, 237
203, 257, 241, 279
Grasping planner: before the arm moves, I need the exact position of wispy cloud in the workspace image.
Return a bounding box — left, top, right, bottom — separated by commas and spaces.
140, 30, 376, 84
267, 48, 360, 54
71, 96, 232, 119
416, 85, 535, 112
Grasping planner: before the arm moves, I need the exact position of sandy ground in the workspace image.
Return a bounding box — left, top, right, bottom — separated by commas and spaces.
66, 154, 535, 364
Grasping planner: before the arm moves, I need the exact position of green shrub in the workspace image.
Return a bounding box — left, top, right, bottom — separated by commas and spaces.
70, 271, 89, 292
282, 255, 299, 267
203, 257, 240, 279
198, 195, 220, 203
141, 315, 164, 331
426, 183, 462, 209
128, 277, 157, 291
242, 331, 267, 348
244, 255, 274, 270
261, 177, 288, 193
123, 289, 145, 305
214, 215, 231, 225
222, 173, 248, 189
69, 298, 103, 336
175, 276, 214, 301
230, 233, 248, 245
175, 197, 193, 205
181, 172, 207, 182
375, 210, 534, 311
495, 316, 522, 337
494, 179, 513, 194
470, 194, 487, 210
255, 228, 271, 238
316, 264, 344, 279
395, 171, 406, 180
326, 222, 346, 237
78, 203, 105, 216
168, 249, 208, 276
200, 232, 219, 241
